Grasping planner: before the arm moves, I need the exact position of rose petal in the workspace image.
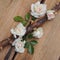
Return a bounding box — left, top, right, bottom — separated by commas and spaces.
31, 1, 47, 18
31, 4, 35, 12
15, 47, 25, 53
32, 27, 44, 38
47, 10, 55, 20
35, 1, 40, 5
12, 38, 26, 53
10, 23, 26, 37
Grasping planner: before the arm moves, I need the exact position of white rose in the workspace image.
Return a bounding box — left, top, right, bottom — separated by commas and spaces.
47, 10, 55, 20
12, 37, 26, 53
32, 27, 43, 38
31, 1, 47, 18
10, 23, 26, 38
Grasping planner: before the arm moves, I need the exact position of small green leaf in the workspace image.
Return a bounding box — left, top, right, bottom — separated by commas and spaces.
14, 16, 24, 22
24, 42, 30, 48
31, 40, 38, 46
31, 16, 36, 21
24, 42, 34, 54
22, 20, 27, 26
27, 33, 33, 39
28, 44, 34, 54
14, 16, 27, 26
25, 13, 30, 21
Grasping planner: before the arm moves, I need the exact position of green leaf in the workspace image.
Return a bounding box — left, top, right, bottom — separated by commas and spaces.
14, 16, 24, 22
21, 20, 27, 26
14, 16, 27, 26
27, 33, 33, 39
31, 16, 36, 21
31, 40, 38, 46
24, 41, 34, 54
25, 13, 30, 21
28, 44, 34, 54
24, 42, 30, 48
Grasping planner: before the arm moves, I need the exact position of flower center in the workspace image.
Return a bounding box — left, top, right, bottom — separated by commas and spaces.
34, 5, 41, 13
17, 42, 23, 47
15, 27, 21, 33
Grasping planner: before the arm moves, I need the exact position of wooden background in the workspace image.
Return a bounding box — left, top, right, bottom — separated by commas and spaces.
0, 0, 60, 60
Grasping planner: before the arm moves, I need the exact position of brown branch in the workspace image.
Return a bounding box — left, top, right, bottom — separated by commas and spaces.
0, 35, 13, 50
40, 0, 46, 3
0, 35, 18, 50
52, 2, 60, 11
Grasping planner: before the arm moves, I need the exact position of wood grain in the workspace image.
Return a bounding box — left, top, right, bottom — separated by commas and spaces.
0, 0, 60, 60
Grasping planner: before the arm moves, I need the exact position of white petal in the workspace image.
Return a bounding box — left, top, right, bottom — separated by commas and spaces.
12, 38, 22, 46
33, 27, 44, 38
31, 12, 39, 18
14, 34, 17, 38
47, 10, 55, 20
35, 1, 40, 5
10, 29, 16, 35
31, 12, 41, 16
31, 4, 35, 12
33, 15, 39, 18
12, 40, 16, 46
15, 23, 26, 36
31, 1, 47, 18
10, 23, 26, 37
12, 37, 26, 53
15, 47, 25, 53
47, 10, 55, 13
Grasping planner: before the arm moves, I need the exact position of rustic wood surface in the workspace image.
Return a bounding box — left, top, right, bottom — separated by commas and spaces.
0, 0, 60, 60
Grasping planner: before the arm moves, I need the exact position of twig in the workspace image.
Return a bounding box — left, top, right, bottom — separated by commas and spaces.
4, 46, 13, 60
40, 0, 46, 3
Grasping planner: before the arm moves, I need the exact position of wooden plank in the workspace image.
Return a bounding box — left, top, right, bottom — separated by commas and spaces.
0, 0, 60, 60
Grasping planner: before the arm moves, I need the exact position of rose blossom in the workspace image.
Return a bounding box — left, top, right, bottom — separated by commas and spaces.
12, 37, 26, 53
47, 10, 55, 20
10, 23, 26, 38
32, 27, 43, 38
31, 1, 47, 18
